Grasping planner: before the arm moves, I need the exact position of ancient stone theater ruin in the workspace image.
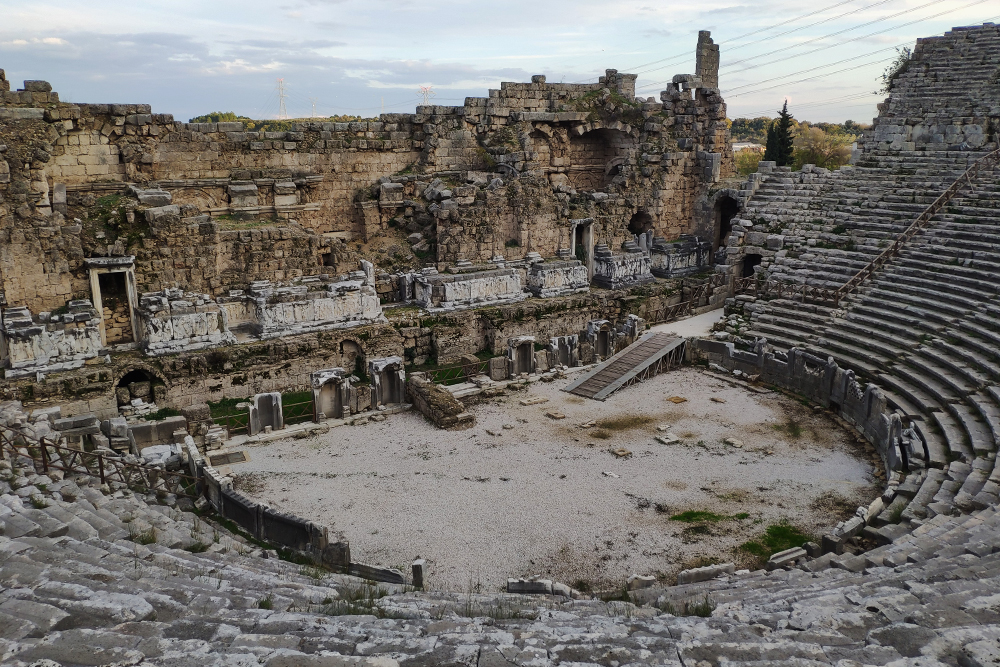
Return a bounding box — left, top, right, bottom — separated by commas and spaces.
0, 23, 998, 666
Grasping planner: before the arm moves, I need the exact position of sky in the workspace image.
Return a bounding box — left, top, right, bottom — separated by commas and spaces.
0, 0, 995, 124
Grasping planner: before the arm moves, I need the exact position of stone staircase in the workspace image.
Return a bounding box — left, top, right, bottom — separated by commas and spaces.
2, 444, 999, 666
730, 23, 1000, 592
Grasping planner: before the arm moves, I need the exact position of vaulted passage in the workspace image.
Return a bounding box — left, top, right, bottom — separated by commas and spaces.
714, 195, 739, 251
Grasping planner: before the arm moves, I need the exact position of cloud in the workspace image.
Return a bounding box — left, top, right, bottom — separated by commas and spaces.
0, 0, 984, 122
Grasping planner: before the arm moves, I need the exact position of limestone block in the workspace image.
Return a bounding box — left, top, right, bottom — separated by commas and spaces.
228, 183, 259, 207
489, 356, 509, 381
507, 578, 552, 594
676, 562, 735, 584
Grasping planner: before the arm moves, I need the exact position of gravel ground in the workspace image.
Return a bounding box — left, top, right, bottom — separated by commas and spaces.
234, 367, 878, 592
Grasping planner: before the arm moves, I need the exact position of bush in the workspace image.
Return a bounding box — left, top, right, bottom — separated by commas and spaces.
793, 126, 854, 170
735, 149, 763, 175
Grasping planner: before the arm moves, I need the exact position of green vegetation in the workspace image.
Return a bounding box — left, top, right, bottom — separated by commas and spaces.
256, 594, 274, 610
670, 510, 750, 523
764, 101, 796, 167
772, 418, 804, 438
736, 149, 763, 176
878, 47, 912, 94
740, 522, 813, 567
189, 111, 377, 132
207, 397, 249, 420
658, 595, 717, 617
129, 524, 157, 545
793, 126, 854, 170
320, 583, 396, 617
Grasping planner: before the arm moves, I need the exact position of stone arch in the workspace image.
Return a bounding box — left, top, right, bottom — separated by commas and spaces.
114, 365, 169, 409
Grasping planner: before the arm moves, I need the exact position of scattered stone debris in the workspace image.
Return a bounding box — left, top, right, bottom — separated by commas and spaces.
502, 423, 515, 430
710, 397, 726, 403
656, 434, 680, 445
667, 396, 688, 404
611, 448, 632, 459
521, 397, 549, 406
724, 437, 744, 448
656, 425, 671, 432
602, 471, 620, 478
580, 420, 597, 429
545, 411, 567, 420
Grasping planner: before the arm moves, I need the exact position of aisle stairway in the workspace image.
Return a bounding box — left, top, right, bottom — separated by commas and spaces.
2, 450, 999, 666
733, 24, 1000, 558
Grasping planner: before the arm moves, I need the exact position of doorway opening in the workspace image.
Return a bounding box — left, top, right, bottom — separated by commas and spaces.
714, 196, 739, 251
98, 272, 134, 344
743, 253, 763, 278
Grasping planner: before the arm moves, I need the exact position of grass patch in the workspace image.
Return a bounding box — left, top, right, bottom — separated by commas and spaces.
208, 397, 250, 420
810, 490, 858, 520
591, 429, 612, 440
129, 525, 157, 545
658, 595, 716, 617
596, 414, 655, 431
321, 583, 400, 617
772, 418, 803, 438
256, 594, 274, 610
739, 522, 813, 568
670, 510, 728, 523
184, 542, 209, 553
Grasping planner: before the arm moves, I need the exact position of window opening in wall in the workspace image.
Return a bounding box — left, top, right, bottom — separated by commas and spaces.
743, 253, 763, 278
714, 195, 739, 251
575, 225, 587, 263
321, 252, 335, 267
98, 272, 133, 345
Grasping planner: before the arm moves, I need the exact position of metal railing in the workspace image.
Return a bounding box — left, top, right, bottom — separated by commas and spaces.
733, 277, 842, 306
425, 359, 491, 385
0, 428, 201, 499
282, 399, 314, 426
214, 412, 250, 437
835, 147, 1000, 299
646, 272, 729, 325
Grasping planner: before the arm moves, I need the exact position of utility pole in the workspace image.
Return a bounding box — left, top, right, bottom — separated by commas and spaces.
277, 78, 288, 119
417, 85, 435, 106
309, 97, 318, 118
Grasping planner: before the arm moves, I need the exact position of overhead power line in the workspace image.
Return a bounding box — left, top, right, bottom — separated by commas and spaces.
576, 0, 872, 82
636, 0, 994, 93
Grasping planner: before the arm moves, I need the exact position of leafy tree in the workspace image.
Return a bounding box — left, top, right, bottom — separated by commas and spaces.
730, 116, 773, 144
735, 148, 764, 175
763, 101, 795, 167
877, 47, 912, 95
793, 126, 854, 170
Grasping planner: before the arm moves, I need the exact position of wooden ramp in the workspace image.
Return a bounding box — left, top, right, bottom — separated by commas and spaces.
563, 332, 685, 401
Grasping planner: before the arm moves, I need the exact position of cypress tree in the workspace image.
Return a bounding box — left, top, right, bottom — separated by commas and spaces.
763, 121, 778, 163
774, 100, 795, 167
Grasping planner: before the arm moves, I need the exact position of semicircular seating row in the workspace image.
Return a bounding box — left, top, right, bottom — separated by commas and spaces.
1, 445, 999, 665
